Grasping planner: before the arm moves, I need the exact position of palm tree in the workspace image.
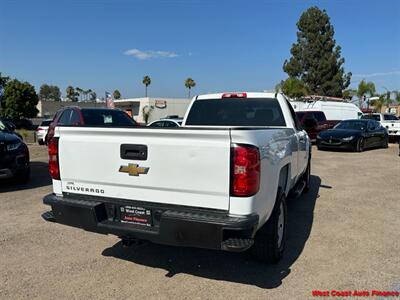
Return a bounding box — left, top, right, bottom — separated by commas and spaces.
66, 86, 77, 102
356, 80, 376, 108
142, 76, 151, 97
85, 89, 92, 101
342, 88, 356, 101
89, 91, 97, 101
75, 87, 83, 101
185, 78, 196, 98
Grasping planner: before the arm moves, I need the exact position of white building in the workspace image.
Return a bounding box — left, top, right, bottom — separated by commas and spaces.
113, 97, 191, 123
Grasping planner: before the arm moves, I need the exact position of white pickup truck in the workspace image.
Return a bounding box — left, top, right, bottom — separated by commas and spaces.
42, 92, 311, 263
361, 113, 400, 138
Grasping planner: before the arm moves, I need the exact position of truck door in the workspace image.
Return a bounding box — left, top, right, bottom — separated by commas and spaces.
285, 99, 308, 178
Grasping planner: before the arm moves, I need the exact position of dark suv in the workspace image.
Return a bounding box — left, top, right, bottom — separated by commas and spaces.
0, 120, 30, 183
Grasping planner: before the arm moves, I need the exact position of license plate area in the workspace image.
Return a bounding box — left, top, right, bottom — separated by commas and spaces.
119, 205, 152, 226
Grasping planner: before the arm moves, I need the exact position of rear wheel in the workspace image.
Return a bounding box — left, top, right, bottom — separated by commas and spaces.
356, 137, 364, 152
382, 137, 389, 149
251, 190, 287, 263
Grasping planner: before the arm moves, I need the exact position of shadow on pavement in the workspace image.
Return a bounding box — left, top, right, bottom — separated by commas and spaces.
102, 175, 321, 289
0, 161, 51, 193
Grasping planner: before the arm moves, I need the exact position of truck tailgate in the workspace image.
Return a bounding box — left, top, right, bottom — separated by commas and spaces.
57, 127, 231, 210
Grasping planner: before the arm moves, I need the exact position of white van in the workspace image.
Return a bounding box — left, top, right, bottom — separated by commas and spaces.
290, 100, 362, 120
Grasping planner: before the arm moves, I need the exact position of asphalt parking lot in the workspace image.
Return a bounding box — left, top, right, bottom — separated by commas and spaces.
1, 144, 399, 299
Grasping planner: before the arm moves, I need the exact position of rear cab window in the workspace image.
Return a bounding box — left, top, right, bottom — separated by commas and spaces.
361, 114, 381, 121
81, 109, 137, 127
383, 114, 399, 121
185, 98, 286, 126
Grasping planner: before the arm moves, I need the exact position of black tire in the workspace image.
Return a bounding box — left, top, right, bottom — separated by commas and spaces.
38, 140, 44, 145
15, 167, 30, 184
382, 137, 389, 149
356, 137, 364, 152
251, 190, 287, 263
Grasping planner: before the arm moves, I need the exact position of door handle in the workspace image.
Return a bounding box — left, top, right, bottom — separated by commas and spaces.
120, 144, 148, 160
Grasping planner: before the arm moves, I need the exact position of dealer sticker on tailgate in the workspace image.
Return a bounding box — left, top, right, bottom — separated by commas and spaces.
120, 206, 152, 226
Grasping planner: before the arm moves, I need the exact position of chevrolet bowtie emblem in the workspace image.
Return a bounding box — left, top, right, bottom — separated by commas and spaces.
119, 164, 149, 176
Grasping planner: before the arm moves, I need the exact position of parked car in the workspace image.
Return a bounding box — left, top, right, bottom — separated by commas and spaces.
0, 119, 23, 139
2, 118, 36, 130
41, 92, 311, 263
147, 118, 183, 128
36, 119, 52, 145
361, 113, 400, 139
46, 107, 138, 143
0, 120, 30, 183
316, 119, 388, 152
295, 111, 339, 142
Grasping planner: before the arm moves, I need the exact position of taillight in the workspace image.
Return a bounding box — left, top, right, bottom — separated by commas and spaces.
48, 138, 60, 180
222, 92, 247, 98
231, 144, 260, 197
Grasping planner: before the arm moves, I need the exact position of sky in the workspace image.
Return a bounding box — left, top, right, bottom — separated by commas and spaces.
1, 0, 399, 99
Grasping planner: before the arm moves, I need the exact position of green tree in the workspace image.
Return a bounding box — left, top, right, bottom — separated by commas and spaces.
39, 84, 61, 101
370, 94, 388, 113
356, 80, 376, 107
66, 86, 78, 102
393, 90, 400, 103
143, 76, 151, 97
283, 6, 351, 97
342, 88, 356, 100
75, 87, 83, 101
276, 77, 309, 99
89, 91, 97, 101
84, 89, 92, 101
0, 72, 10, 87
185, 78, 196, 98
0, 79, 38, 118
113, 89, 121, 99
0, 73, 10, 112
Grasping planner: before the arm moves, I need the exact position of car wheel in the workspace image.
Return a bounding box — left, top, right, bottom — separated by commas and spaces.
382, 137, 389, 149
251, 189, 287, 263
356, 137, 364, 152
38, 140, 44, 145
15, 167, 30, 184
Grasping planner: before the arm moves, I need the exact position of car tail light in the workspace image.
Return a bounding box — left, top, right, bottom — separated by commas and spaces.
36, 127, 43, 131
48, 137, 60, 180
222, 92, 247, 98
231, 144, 260, 197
